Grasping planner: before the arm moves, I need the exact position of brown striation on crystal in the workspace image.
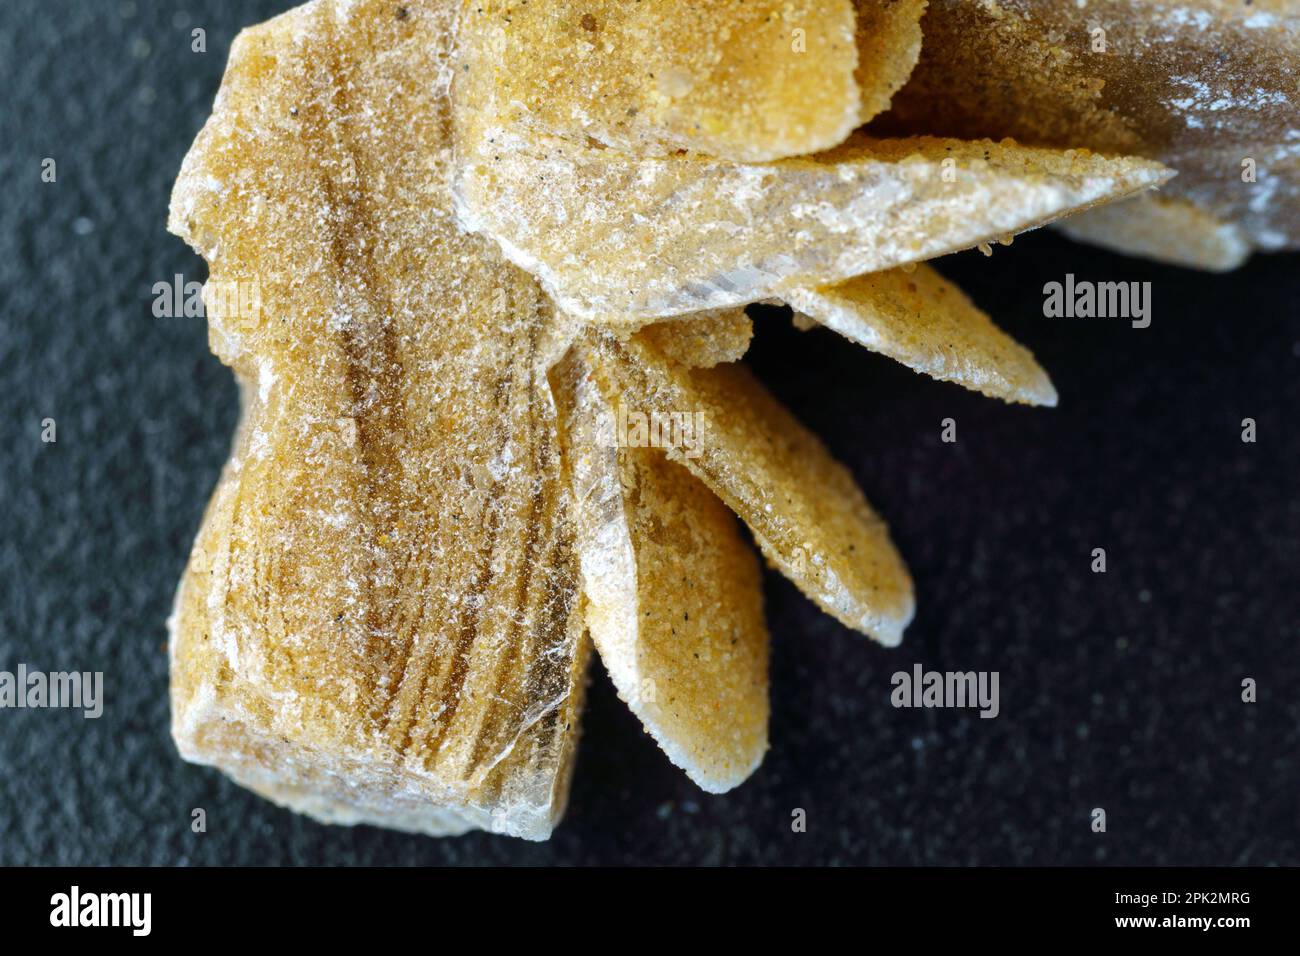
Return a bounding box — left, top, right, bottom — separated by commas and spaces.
167, 0, 589, 840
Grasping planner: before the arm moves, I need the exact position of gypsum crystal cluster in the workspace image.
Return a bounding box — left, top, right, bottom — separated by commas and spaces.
167, 0, 1295, 839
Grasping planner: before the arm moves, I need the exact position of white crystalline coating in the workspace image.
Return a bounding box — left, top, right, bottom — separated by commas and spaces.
785, 264, 1059, 406
453, 129, 1171, 323
1245, 12, 1282, 28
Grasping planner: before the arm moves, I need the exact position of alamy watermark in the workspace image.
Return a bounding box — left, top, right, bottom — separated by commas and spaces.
1043, 273, 1151, 328
891, 664, 1000, 719
0, 663, 103, 718
50, 886, 150, 936
152, 273, 261, 320
587, 403, 706, 459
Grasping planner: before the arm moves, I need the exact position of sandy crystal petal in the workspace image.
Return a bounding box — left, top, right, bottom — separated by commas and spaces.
453, 127, 1172, 323
457, 0, 862, 162
854, 0, 928, 123
635, 310, 755, 369
589, 332, 915, 645
785, 264, 1058, 406
556, 346, 770, 792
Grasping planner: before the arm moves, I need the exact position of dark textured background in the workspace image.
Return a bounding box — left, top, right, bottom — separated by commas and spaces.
1, 0, 1297, 866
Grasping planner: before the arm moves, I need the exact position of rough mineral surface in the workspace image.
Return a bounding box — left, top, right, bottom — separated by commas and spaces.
557, 348, 769, 792
167, 0, 590, 841
881, 0, 1300, 262
784, 264, 1059, 406
457, 0, 863, 162
636, 309, 755, 368
854, 0, 928, 123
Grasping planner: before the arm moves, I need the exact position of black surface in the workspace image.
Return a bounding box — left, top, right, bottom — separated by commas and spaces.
0, 0, 1297, 866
